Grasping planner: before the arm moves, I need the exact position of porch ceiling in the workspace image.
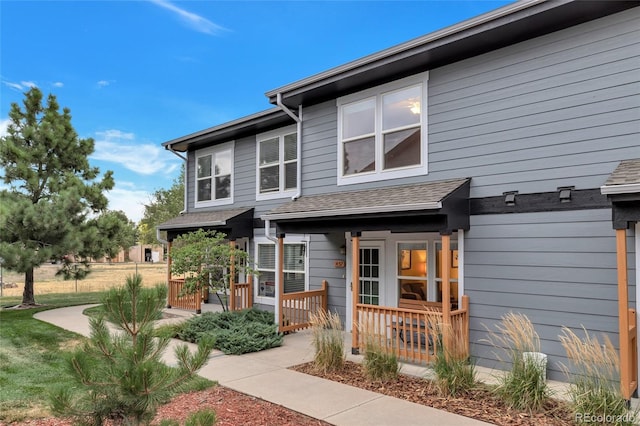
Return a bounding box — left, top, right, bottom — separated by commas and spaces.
262, 178, 470, 234
158, 207, 254, 241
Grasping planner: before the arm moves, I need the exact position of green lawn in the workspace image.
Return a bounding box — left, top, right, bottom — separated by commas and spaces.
0, 292, 212, 422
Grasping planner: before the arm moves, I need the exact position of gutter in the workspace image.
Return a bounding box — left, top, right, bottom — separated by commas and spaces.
262, 201, 443, 222
601, 183, 640, 195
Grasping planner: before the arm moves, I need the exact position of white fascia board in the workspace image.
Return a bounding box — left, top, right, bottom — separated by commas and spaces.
261, 201, 442, 221
600, 184, 640, 195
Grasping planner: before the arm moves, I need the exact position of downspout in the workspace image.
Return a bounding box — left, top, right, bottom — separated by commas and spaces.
276, 93, 302, 201
264, 218, 280, 329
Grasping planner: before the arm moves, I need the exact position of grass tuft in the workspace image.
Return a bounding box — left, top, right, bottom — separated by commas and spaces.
359, 318, 400, 382
426, 313, 476, 397
483, 312, 550, 412
309, 310, 345, 373
559, 326, 636, 425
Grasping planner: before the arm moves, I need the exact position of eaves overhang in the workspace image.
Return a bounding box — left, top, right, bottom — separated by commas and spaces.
162, 108, 294, 152
157, 208, 255, 241
266, 0, 638, 108
262, 178, 470, 234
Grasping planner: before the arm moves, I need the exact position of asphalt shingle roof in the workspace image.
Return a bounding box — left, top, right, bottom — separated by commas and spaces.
157, 207, 252, 230
263, 178, 470, 219
604, 159, 640, 187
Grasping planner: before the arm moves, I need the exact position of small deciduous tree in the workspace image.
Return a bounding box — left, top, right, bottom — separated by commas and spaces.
139, 170, 184, 245
170, 230, 252, 311
50, 274, 213, 425
0, 88, 114, 306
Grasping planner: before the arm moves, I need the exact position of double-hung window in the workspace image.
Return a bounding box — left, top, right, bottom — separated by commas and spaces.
256, 126, 298, 200
255, 238, 307, 302
337, 72, 428, 185
195, 142, 234, 206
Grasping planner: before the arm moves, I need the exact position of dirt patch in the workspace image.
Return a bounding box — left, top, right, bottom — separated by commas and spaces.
291, 361, 574, 426
0, 263, 167, 298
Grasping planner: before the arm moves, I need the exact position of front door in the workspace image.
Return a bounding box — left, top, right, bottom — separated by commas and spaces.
346, 240, 384, 331
359, 244, 383, 306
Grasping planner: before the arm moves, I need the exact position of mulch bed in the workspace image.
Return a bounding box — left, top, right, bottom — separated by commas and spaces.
291, 361, 575, 426
0, 387, 331, 426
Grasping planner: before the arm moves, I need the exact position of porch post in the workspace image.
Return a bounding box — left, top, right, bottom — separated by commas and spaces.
441, 233, 452, 354
351, 231, 361, 354
441, 233, 451, 321
617, 228, 632, 400
277, 233, 285, 331
166, 241, 172, 282
229, 240, 236, 311
166, 241, 172, 308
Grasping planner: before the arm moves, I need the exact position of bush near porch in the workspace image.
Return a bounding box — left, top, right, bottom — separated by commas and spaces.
170, 308, 283, 355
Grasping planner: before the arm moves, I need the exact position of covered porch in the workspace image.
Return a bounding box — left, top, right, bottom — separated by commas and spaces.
158, 208, 255, 314
264, 177, 471, 364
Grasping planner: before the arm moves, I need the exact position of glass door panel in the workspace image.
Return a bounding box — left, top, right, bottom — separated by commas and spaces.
397, 242, 428, 303
359, 247, 380, 305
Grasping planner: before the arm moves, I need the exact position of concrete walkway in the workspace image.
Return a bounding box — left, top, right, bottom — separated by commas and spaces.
35, 305, 492, 426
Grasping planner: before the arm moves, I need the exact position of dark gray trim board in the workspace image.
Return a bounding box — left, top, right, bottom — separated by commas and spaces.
608, 194, 640, 229
470, 189, 610, 215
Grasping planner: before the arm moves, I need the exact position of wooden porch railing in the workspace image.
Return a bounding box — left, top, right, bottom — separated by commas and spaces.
230, 276, 253, 311
167, 278, 202, 314
355, 295, 470, 365
280, 280, 328, 333
624, 308, 638, 398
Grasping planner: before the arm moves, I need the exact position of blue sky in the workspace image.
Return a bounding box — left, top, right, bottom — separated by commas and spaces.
0, 0, 511, 222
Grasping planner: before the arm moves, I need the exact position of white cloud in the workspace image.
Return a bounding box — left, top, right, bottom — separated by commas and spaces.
52, 82, 64, 88
149, 0, 227, 35
2, 80, 38, 91
97, 80, 114, 87
92, 129, 179, 176
105, 186, 150, 223
0, 118, 10, 138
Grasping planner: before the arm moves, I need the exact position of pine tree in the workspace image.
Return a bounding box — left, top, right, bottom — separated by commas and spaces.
0, 88, 114, 305
51, 274, 213, 425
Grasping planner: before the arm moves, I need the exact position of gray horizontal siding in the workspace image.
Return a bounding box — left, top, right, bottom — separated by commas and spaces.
465, 209, 636, 380
428, 7, 640, 197
308, 233, 347, 324
298, 8, 639, 198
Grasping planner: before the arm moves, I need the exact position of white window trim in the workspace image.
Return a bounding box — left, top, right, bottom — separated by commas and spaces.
256, 125, 299, 201
194, 141, 234, 208
336, 71, 429, 186
253, 234, 309, 306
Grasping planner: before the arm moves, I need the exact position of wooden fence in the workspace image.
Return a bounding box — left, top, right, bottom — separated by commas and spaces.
355, 295, 469, 365
280, 280, 328, 333
230, 277, 253, 311
168, 278, 254, 314
167, 278, 202, 313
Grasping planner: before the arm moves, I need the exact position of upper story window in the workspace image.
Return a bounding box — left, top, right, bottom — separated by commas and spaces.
256, 126, 298, 200
195, 142, 234, 207
337, 72, 429, 186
